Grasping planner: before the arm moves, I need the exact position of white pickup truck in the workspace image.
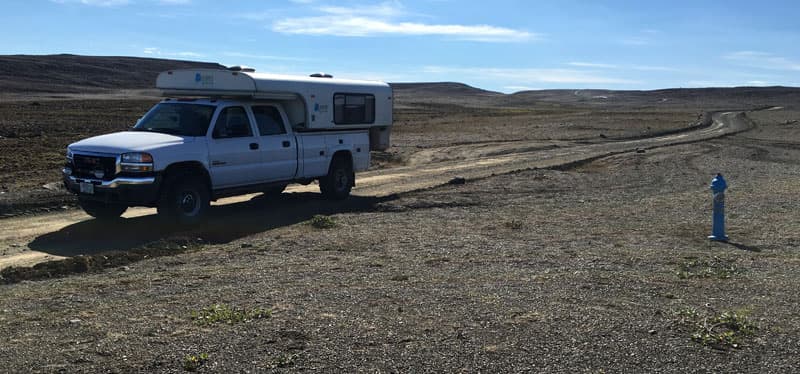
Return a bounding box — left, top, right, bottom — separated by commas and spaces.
63, 68, 392, 223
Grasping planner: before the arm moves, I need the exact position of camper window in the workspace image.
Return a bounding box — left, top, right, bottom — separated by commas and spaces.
252, 105, 287, 136
212, 106, 254, 139
334, 93, 375, 125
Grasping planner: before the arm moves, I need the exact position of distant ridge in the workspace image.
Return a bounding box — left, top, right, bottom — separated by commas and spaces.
0, 54, 224, 93
390, 82, 501, 97
502, 86, 800, 108
1, 55, 798, 108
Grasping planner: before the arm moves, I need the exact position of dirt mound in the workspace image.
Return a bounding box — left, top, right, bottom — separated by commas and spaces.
0, 54, 225, 93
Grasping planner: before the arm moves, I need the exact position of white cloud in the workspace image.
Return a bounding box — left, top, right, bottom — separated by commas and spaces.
504, 85, 541, 92
422, 66, 641, 85
318, 2, 407, 18
566, 62, 679, 73
274, 17, 534, 42
620, 37, 650, 46
631, 65, 679, 72
272, 2, 535, 42
567, 62, 618, 69
686, 80, 736, 87
746, 80, 774, 86
685, 79, 772, 88
143, 47, 203, 58
236, 12, 274, 21
724, 51, 800, 71
51, 0, 129, 6
52, 0, 190, 5
222, 51, 309, 62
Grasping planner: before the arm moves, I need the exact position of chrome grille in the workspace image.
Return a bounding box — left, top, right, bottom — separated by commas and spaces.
72, 154, 117, 181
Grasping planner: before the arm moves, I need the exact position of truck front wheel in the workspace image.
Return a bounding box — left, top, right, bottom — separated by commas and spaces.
79, 198, 127, 220
158, 176, 210, 225
320, 157, 353, 200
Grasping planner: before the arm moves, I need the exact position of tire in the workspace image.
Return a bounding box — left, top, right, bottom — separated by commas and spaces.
158, 175, 210, 225
79, 199, 127, 220
320, 156, 353, 200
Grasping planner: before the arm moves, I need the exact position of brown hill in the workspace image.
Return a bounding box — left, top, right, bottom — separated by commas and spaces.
0, 54, 224, 93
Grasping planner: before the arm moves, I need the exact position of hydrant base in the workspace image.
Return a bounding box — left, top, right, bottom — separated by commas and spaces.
708, 235, 729, 242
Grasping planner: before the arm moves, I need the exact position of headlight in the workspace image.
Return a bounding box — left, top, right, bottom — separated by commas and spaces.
120, 152, 154, 172
121, 152, 153, 163
66, 149, 73, 161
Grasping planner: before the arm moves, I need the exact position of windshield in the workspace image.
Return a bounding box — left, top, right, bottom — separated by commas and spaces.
133, 103, 216, 136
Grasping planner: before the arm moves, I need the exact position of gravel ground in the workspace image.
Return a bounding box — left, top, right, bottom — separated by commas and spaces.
0, 107, 798, 372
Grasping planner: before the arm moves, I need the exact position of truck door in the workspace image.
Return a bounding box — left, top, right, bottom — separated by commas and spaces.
207, 105, 262, 188
251, 105, 298, 181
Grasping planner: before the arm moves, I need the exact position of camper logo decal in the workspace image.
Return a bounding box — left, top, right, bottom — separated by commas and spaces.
194, 72, 214, 87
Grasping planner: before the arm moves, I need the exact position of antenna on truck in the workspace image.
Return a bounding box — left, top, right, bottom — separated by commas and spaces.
228, 65, 256, 73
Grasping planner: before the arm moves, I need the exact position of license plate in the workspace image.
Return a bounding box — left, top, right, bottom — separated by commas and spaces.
79, 182, 94, 195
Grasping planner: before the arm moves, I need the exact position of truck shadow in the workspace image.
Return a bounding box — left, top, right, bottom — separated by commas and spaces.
28, 192, 395, 257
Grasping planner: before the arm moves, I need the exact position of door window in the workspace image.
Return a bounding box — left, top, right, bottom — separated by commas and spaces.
252, 106, 287, 136
212, 106, 253, 138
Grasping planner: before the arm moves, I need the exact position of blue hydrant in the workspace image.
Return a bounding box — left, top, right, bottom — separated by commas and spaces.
708, 174, 728, 241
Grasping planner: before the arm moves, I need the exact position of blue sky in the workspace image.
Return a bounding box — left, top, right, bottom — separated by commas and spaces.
2, 0, 799, 92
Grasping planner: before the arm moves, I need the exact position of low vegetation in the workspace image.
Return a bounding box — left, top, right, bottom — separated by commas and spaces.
675, 307, 758, 350
182, 352, 209, 372
308, 214, 337, 229
267, 353, 300, 369
190, 304, 271, 325
676, 257, 740, 279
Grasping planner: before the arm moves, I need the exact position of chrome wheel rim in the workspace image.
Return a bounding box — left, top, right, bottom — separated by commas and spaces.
178, 190, 200, 216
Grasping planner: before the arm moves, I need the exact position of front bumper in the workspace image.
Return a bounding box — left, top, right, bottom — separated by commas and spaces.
63, 171, 162, 206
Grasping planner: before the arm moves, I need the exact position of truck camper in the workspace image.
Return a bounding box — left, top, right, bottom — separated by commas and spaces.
63, 66, 393, 223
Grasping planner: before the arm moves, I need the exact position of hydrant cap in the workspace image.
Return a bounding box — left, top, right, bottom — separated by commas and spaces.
710, 173, 727, 192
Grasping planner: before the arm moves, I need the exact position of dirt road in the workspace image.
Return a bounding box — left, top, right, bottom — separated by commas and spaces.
0, 111, 754, 270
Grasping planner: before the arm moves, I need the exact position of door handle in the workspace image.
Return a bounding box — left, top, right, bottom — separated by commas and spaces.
249, 143, 259, 150
282, 141, 291, 148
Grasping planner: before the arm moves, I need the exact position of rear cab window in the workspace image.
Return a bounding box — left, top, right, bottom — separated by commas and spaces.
252, 105, 287, 136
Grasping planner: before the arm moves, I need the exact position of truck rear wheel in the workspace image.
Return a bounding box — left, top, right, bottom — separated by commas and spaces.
158, 176, 209, 225
320, 156, 353, 200
79, 198, 127, 220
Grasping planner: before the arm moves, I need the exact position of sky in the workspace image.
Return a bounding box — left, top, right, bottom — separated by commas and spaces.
1, 0, 799, 92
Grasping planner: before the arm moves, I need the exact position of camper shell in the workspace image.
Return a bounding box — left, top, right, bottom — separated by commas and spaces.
156, 68, 393, 150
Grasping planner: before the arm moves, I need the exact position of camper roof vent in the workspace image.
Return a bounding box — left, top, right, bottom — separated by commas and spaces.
310, 73, 333, 78
228, 65, 256, 73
